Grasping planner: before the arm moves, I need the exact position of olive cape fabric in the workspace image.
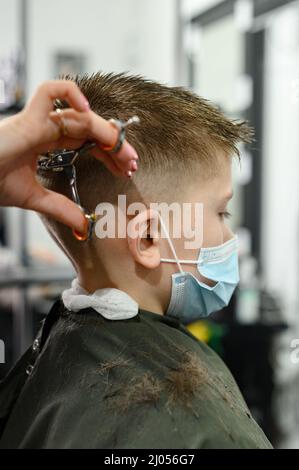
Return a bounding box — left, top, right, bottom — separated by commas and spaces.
0, 299, 273, 449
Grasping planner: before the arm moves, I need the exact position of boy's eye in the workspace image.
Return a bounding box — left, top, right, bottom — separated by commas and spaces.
219, 211, 232, 220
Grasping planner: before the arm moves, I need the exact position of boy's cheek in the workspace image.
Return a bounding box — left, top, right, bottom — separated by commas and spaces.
202, 212, 224, 247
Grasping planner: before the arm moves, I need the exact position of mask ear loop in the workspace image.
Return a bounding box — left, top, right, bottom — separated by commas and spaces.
157, 212, 184, 274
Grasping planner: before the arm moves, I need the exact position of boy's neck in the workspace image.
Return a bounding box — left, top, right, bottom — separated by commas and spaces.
77, 272, 165, 317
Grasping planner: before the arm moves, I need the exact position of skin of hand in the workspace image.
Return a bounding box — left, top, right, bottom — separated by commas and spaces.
0, 80, 139, 233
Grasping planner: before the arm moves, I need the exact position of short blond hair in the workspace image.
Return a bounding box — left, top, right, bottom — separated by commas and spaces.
39, 72, 253, 245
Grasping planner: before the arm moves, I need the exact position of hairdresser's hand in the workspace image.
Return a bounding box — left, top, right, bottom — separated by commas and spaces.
0, 80, 138, 232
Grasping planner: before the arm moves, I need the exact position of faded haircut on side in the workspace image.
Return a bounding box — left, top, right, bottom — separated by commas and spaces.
38, 71, 254, 249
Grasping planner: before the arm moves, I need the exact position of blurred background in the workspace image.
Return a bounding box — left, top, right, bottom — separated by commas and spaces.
0, 0, 299, 448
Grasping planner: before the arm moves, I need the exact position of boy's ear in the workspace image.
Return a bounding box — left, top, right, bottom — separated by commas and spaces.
127, 209, 160, 269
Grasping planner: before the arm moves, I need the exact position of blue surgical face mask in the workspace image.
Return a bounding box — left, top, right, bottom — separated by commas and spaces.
159, 214, 239, 324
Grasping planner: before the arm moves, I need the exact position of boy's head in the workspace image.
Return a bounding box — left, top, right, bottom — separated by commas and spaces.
39, 72, 253, 315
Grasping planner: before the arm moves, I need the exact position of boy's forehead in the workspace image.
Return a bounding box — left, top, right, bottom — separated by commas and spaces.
188, 153, 233, 200
211, 152, 232, 192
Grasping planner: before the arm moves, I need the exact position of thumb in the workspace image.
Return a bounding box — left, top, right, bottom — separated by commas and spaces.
28, 187, 87, 233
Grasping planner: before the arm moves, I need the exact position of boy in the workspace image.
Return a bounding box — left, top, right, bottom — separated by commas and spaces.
0, 72, 272, 449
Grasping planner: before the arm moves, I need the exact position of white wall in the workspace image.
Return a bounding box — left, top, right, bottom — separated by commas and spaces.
27, 0, 177, 95
193, 13, 244, 114
21, 0, 178, 265
0, 0, 19, 56
181, 0, 223, 19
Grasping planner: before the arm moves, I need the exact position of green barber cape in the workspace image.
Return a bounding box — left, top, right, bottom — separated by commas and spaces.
0, 299, 273, 449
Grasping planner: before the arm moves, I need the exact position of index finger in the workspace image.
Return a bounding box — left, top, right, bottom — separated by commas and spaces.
26, 80, 90, 118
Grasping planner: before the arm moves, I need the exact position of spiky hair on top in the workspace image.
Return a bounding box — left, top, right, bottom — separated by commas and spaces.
40, 71, 254, 212
69, 72, 254, 166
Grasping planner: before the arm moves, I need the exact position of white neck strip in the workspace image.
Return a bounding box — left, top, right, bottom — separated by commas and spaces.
62, 278, 139, 320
